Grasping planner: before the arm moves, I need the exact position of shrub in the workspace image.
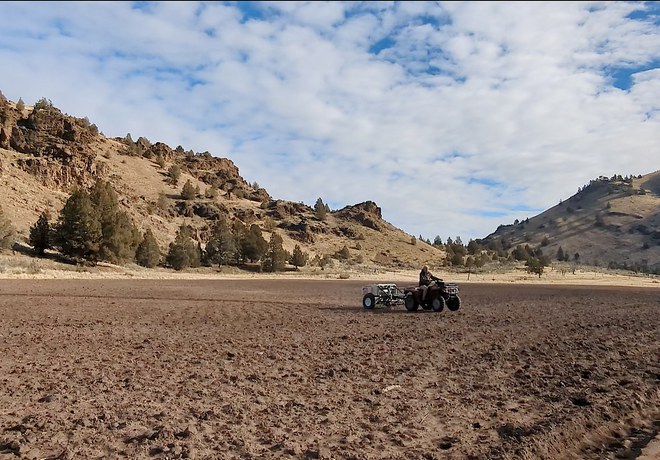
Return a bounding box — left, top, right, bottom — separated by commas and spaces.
29, 211, 52, 255
0, 205, 16, 250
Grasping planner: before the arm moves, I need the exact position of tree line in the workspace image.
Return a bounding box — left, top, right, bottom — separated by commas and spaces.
1, 179, 309, 272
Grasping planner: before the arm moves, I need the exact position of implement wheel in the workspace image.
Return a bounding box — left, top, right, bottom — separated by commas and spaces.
362, 293, 376, 310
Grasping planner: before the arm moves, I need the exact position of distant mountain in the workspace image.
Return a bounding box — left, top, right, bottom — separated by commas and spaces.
0, 92, 443, 270
481, 171, 660, 274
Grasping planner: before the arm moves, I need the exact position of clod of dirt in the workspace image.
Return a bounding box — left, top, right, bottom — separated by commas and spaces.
572, 397, 591, 407
0, 440, 20, 455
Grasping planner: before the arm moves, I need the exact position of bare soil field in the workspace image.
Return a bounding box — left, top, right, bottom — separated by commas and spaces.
0, 280, 658, 460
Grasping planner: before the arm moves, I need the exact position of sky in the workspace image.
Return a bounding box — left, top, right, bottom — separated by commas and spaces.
0, 1, 658, 242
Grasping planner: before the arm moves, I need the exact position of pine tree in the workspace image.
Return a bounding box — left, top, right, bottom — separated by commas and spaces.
135, 228, 161, 268
290, 244, 308, 269
262, 233, 288, 272
314, 198, 327, 221
556, 246, 565, 261
29, 211, 52, 255
0, 205, 16, 250
55, 188, 102, 260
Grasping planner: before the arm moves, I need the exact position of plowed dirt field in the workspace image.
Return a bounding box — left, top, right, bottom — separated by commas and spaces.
0, 280, 658, 459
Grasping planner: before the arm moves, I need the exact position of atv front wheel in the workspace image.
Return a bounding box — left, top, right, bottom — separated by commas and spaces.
447, 295, 461, 311
362, 293, 376, 310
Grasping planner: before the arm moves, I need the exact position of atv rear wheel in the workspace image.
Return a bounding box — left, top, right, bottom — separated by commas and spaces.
431, 295, 445, 312
362, 293, 376, 310
404, 293, 418, 311
447, 295, 461, 311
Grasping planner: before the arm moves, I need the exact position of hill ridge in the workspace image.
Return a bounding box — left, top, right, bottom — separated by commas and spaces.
0, 92, 444, 270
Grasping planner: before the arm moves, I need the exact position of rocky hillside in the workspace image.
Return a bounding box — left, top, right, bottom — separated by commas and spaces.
0, 93, 444, 270
482, 172, 660, 273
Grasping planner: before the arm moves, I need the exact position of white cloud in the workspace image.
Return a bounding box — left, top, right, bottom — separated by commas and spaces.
0, 1, 658, 241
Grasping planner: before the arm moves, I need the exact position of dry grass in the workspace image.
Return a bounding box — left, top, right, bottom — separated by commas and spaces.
0, 251, 657, 288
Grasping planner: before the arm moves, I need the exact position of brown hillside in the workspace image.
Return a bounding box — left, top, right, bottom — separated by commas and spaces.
482, 171, 660, 273
0, 94, 444, 270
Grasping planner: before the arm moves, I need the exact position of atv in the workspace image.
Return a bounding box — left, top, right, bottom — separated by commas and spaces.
402, 280, 461, 312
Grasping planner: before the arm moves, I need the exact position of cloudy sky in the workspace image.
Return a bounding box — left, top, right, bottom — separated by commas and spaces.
1, 1, 658, 241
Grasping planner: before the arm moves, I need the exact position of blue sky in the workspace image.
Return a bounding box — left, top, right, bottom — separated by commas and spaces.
0, 1, 658, 241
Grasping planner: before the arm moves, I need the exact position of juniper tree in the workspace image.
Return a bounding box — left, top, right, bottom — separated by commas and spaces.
204, 219, 236, 266
181, 179, 196, 200
90, 180, 140, 264
168, 164, 181, 186
314, 198, 327, 221
336, 245, 350, 260
135, 228, 161, 268
290, 244, 308, 269
0, 205, 16, 250
240, 224, 267, 262
166, 223, 199, 270
29, 211, 52, 256
262, 232, 288, 272
55, 188, 102, 260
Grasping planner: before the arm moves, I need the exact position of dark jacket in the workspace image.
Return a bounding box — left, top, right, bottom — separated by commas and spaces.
419, 269, 439, 287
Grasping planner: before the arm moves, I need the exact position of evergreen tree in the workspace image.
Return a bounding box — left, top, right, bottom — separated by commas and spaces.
556, 246, 565, 261
55, 188, 102, 260
240, 224, 267, 262
232, 220, 247, 262
0, 205, 16, 250
90, 180, 140, 264
337, 245, 350, 260
205, 184, 219, 199
166, 223, 199, 270
262, 232, 288, 272
314, 198, 327, 221
467, 239, 480, 255
181, 179, 196, 200
204, 219, 237, 266
29, 211, 52, 255
135, 228, 161, 268
290, 244, 308, 269
526, 257, 545, 278
168, 164, 181, 186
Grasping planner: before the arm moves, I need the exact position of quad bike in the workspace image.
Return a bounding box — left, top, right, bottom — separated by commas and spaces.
361, 280, 461, 312
402, 280, 461, 312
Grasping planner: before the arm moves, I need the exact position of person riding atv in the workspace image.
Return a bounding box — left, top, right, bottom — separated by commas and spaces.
419, 265, 441, 301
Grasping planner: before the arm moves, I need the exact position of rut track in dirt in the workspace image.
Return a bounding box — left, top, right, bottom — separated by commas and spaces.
0, 280, 657, 460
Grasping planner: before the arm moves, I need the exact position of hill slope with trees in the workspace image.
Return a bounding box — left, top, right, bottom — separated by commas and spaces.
481, 172, 660, 274
0, 91, 445, 272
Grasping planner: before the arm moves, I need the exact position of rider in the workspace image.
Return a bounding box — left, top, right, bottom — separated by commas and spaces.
419, 265, 441, 301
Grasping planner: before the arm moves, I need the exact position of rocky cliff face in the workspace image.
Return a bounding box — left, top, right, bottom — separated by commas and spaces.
0, 98, 106, 189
